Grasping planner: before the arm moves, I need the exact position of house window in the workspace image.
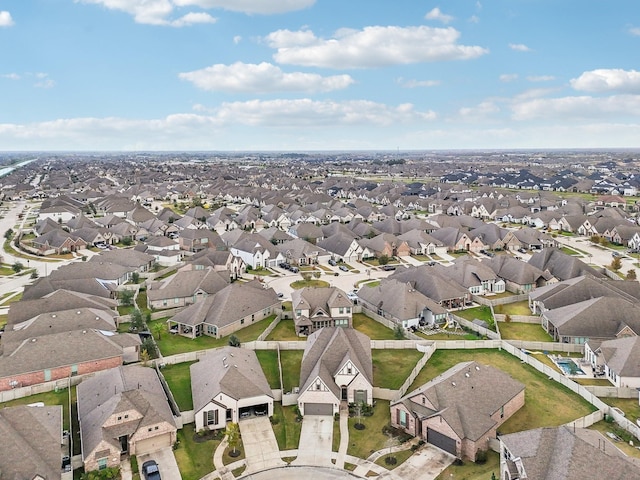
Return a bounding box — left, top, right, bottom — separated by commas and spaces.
347, 366, 352, 375
316, 382, 321, 390
98, 458, 107, 471
206, 410, 218, 426
148, 427, 153, 432
346, 307, 351, 313
500, 406, 504, 419
295, 310, 302, 316
155, 426, 159, 430
399, 410, 408, 427
163, 299, 168, 306
251, 314, 255, 321
174, 298, 179, 304
71, 364, 78, 376
241, 319, 244, 324
125, 415, 129, 419
339, 307, 344, 314
117, 416, 122, 421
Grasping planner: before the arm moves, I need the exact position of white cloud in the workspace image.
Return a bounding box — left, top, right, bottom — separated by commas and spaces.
0, 11, 14, 27
527, 75, 554, 82
511, 94, 640, 121
179, 62, 354, 93
35, 78, 56, 89
469, 15, 480, 24
425, 7, 454, 24
266, 26, 488, 68
570, 69, 640, 93
500, 74, 518, 82
509, 43, 531, 52
1, 73, 20, 80
173, 0, 315, 14
397, 78, 440, 88
77, 0, 215, 26
629, 27, 640, 36
233, 35, 242, 44
458, 101, 500, 120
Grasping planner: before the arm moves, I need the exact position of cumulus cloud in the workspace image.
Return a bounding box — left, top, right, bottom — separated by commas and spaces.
629, 27, 640, 36
500, 74, 518, 82
527, 75, 555, 82
77, 0, 215, 26
0, 11, 14, 27
173, 0, 315, 14
425, 7, 454, 24
397, 78, 440, 88
570, 69, 640, 93
233, 35, 242, 44
458, 101, 500, 120
509, 43, 531, 52
179, 62, 354, 93
266, 26, 488, 68
1, 73, 20, 80
511, 94, 640, 121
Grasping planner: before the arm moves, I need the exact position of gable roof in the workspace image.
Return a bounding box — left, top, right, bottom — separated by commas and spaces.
528, 248, 605, 281
357, 279, 446, 321
190, 347, 273, 413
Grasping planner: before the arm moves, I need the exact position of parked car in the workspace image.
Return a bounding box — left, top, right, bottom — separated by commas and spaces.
382, 265, 396, 271
328, 259, 337, 266
277, 292, 284, 298
290, 266, 299, 273
254, 406, 268, 416
142, 460, 161, 480
339, 265, 348, 272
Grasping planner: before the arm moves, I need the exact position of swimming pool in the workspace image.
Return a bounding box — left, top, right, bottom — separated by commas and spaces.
556, 358, 586, 376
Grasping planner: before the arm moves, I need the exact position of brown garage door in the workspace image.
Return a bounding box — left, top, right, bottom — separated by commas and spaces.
135, 433, 172, 455
304, 403, 333, 415
427, 428, 457, 456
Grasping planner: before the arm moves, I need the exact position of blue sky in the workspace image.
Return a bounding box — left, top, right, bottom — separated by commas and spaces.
1, 0, 639, 151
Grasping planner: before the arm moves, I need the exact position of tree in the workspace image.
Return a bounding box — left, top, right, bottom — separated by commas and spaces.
141, 337, 157, 359
393, 324, 406, 340
121, 237, 133, 246
129, 309, 145, 332
627, 269, 637, 280
4, 228, 13, 240
120, 289, 134, 307
226, 422, 241, 455
152, 322, 165, 340
131, 271, 140, 284
611, 256, 622, 272
30, 269, 39, 279
228, 334, 240, 347
301, 272, 312, 282
140, 348, 151, 367
11, 262, 24, 273
313, 270, 321, 279
378, 254, 390, 266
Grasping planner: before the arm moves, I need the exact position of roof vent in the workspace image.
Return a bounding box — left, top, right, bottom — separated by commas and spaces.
475, 366, 480, 371
82, 330, 87, 334
51, 314, 57, 318
465, 373, 470, 378
31, 338, 37, 342
451, 382, 456, 387
77, 311, 81, 314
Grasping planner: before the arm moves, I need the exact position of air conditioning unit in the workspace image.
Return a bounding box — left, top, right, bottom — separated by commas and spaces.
293, 387, 300, 394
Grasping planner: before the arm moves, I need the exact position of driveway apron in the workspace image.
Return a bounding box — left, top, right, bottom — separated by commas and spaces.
292, 415, 333, 466
239, 416, 286, 473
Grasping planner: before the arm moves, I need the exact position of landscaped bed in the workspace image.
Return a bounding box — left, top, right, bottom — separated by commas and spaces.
408, 349, 597, 434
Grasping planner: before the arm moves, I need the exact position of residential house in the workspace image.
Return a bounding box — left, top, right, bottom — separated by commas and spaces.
317, 232, 366, 263
178, 229, 224, 253
291, 287, 354, 336
191, 347, 274, 431
528, 248, 606, 281
186, 249, 245, 280
360, 233, 410, 258
146, 267, 230, 309
0, 405, 65, 480
585, 336, 640, 388
277, 238, 331, 266
485, 256, 555, 293
229, 233, 284, 269
437, 257, 505, 296
90, 249, 156, 274
390, 361, 525, 460
499, 426, 640, 480
30, 229, 88, 255
298, 327, 373, 416
167, 280, 280, 338
430, 227, 486, 254
397, 229, 444, 256
77, 365, 178, 472
390, 265, 470, 309
357, 279, 448, 329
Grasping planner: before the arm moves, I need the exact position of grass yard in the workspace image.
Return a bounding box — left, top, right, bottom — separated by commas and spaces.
159, 361, 195, 411
493, 301, 532, 316
290, 279, 330, 289
456, 305, 495, 330
151, 315, 277, 356
279, 350, 303, 393
599, 397, 640, 424
352, 313, 396, 340
498, 322, 553, 342
415, 331, 480, 341
174, 424, 217, 480
265, 319, 304, 341
256, 350, 281, 389
374, 449, 414, 470
372, 349, 424, 390
435, 450, 499, 480
347, 400, 391, 458
589, 420, 640, 459
409, 349, 597, 434
272, 403, 302, 451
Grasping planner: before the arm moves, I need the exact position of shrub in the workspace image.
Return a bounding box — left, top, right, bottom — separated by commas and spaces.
475, 449, 488, 464
270, 414, 280, 425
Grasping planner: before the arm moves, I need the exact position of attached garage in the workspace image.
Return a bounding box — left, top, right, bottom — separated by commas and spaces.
427, 428, 457, 456
135, 433, 173, 455
304, 403, 333, 416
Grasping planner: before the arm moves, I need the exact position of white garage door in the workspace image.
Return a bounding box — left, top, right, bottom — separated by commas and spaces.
135, 433, 172, 455
304, 403, 333, 415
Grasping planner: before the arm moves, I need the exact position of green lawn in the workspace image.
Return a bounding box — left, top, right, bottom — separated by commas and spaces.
372, 349, 424, 389
272, 403, 302, 451
589, 420, 640, 459
435, 450, 499, 480
374, 449, 415, 470
415, 331, 480, 341
290, 279, 330, 289
498, 322, 553, 342
136, 290, 148, 311
494, 301, 532, 316
280, 350, 303, 393
174, 424, 217, 480
409, 349, 597, 434
456, 305, 495, 330
599, 397, 640, 424
352, 313, 396, 340
265, 319, 304, 341
347, 400, 391, 458
159, 362, 195, 411
256, 350, 281, 389
152, 315, 277, 356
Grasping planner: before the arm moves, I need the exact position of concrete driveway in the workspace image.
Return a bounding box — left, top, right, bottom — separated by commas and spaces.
389, 445, 454, 480
292, 415, 333, 466
239, 416, 286, 473
138, 447, 182, 480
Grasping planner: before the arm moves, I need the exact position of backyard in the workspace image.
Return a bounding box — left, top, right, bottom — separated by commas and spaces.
493, 300, 532, 316
456, 305, 495, 330
372, 349, 424, 390
255, 350, 281, 389
409, 349, 597, 434
352, 313, 397, 340
435, 450, 500, 480
160, 361, 196, 411
498, 322, 553, 341
265, 319, 304, 341
279, 350, 303, 393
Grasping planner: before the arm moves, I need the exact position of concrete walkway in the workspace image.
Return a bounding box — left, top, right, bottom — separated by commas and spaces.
212, 436, 236, 480
334, 402, 349, 469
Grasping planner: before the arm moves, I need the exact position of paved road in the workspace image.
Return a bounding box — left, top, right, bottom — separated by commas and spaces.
239, 466, 361, 479
554, 234, 639, 277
